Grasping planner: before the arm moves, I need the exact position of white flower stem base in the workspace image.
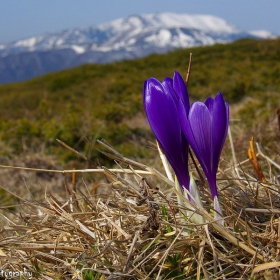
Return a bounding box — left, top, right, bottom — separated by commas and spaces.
173, 173, 205, 225
213, 196, 224, 226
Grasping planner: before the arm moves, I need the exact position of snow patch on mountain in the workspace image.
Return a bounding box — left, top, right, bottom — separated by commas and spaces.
141, 13, 239, 33
12, 36, 47, 51
145, 29, 172, 47
248, 30, 275, 39
71, 45, 86, 54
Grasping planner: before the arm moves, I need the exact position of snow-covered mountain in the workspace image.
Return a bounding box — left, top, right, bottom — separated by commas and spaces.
0, 13, 275, 84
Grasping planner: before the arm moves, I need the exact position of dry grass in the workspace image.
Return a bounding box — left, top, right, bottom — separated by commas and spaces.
0, 132, 279, 280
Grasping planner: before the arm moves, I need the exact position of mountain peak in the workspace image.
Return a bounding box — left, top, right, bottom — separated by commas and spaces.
98, 12, 240, 35
142, 12, 239, 33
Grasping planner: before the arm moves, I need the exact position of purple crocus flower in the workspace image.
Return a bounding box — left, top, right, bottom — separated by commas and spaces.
143, 71, 191, 192
179, 92, 229, 215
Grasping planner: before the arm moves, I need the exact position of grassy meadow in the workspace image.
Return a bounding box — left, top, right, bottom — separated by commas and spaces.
0, 38, 279, 279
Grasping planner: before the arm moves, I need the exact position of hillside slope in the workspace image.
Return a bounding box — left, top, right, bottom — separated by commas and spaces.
0, 38, 279, 166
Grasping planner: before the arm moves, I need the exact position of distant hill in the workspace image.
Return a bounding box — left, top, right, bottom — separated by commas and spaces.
0, 38, 279, 166
0, 13, 275, 84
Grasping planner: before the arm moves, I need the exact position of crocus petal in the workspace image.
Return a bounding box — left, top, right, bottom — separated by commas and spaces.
179, 101, 212, 174
162, 77, 179, 104
204, 97, 214, 113
211, 93, 229, 173
173, 71, 190, 111
143, 75, 190, 190
143, 78, 180, 158
179, 92, 229, 199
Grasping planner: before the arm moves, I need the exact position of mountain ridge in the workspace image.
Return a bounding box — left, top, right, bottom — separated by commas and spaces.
0, 12, 275, 84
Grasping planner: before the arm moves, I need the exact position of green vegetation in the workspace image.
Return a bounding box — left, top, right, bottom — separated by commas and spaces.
0, 38, 279, 165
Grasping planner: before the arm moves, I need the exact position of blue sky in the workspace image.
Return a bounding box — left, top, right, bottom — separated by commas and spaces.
0, 0, 279, 44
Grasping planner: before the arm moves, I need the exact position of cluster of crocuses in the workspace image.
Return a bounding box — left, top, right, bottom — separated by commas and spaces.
143, 71, 229, 223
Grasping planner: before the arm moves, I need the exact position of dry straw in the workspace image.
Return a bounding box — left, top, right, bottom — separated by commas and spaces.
0, 136, 279, 279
